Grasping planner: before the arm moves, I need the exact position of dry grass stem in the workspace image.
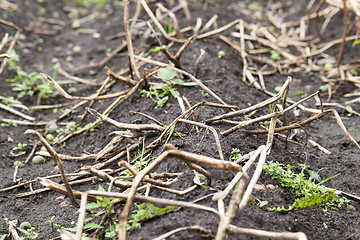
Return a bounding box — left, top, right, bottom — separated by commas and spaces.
25, 130, 79, 207
152, 225, 212, 240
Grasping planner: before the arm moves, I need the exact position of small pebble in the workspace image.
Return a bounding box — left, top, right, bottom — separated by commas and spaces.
309, 171, 321, 182
266, 184, 276, 190
92, 33, 101, 39
93, 147, 101, 154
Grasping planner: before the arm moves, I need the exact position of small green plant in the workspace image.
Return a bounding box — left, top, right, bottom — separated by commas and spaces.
217, 50, 225, 59
149, 45, 166, 53
295, 90, 308, 98
127, 203, 178, 231
229, 148, 242, 162
1, 119, 17, 127
270, 50, 281, 61
13, 143, 28, 154
345, 105, 353, 117
164, 125, 185, 138
259, 160, 349, 213
2, 96, 17, 107
199, 89, 209, 97
17, 227, 39, 240
140, 68, 197, 108
75, 0, 107, 9
47, 216, 66, 232
5, 50, 54, 101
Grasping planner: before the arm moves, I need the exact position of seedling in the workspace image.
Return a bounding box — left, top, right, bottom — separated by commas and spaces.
149, 45, 166, 53
199, 89, 209, 97
270, 50, 281, 61
258, 160, 349, 213
5, 50, 54, 101
229, 148, 242, 161
13, 143, 28, 154
140, 68, 197, 108
17, 227, 38, 240
345, 106, 353, 117
217, 50, 225, 59
296, 90, 308, 98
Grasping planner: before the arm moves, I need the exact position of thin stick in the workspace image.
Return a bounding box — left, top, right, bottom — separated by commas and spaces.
336, 0, 349, 67
124, 0, 141, 80
25, 130, 79, 208
86, 108, 164, 131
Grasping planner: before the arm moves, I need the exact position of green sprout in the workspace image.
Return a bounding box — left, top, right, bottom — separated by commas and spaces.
345, 106, 353, 117
217, 50, 225, 59
140, 68, 197, 108
270, 50, 281, 61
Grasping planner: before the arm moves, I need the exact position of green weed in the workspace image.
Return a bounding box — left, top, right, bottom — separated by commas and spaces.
259, 160, 349, 213
140, 68, 197, 108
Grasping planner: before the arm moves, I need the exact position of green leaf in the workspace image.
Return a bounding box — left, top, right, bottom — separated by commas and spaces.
84, 223, 104, 229
217, 50, 225, 59
157, 68, 176, 80
86, 202, 101, 209
352, 39, 360, 45
152, 83, 165, 90
179, 81, 197, 87
169, 88, 180, 98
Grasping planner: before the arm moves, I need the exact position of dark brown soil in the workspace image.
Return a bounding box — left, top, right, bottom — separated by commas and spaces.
0, 1, 360, 240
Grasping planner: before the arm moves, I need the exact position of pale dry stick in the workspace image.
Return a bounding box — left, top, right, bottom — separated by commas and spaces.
29, 100, 78, 111
200, 15, 218, 33
212, 146, 264, 202
92, 138, 143, 170
35, 151, 97, 161
13, 165, 19, 183
205, 76, 292, 123
15, 176, 98, 198
105, 66, 136, 86
265, 104, 283, 155
89, 189, 220, 215
129, 0, 142, 37
193, 18, 202, 37
58, 67, 101, 86
215, 171, 249, 240
153, 225, 212, 240
86, 107, 164, 131
61, 229, 97, 240
24, 139, 38, 164
240, 20, 248, 84
36, 177, 96, 202
141, 0, 187, 43
220, 90, 321, 135
231, 33, 298, 62
238, 147, 267, 212
83, 166, 132, 188
105, 77, 144, 116
0, 18, 22, 31
251, 108, 360, 150
75, 192, 88, 240
0, 118, 52, 126
194, 49, 205, 78
0, 103, 35, 121
124, 0, 141, 80
150, 183, 197, 195
0, 30, 20, 74
130, 110, 164, 126
156, 3, 181, 37
8, 220, 19, 240
320, 8, 341, 37
179, 0, 191, 26
179, 119, 224, 160
41, 73, 105, 101
0, 172, 91, 193
227, 225, 307, 240
307, 35, 358, 57
119, 160, 169, 187
134, 55, 228, 105
336, 0, 349, 67
67, 41, 127, 72
196, 19, 240, 39
25, 130, 79, 208
317, 102, 360, 116
118, 144, 242, 240
0, 33, 9, 52
95, 135, 123, 161
308, 139, 331, 155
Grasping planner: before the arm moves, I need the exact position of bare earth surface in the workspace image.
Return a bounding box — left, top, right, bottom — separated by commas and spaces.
0, 1, 360, 240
